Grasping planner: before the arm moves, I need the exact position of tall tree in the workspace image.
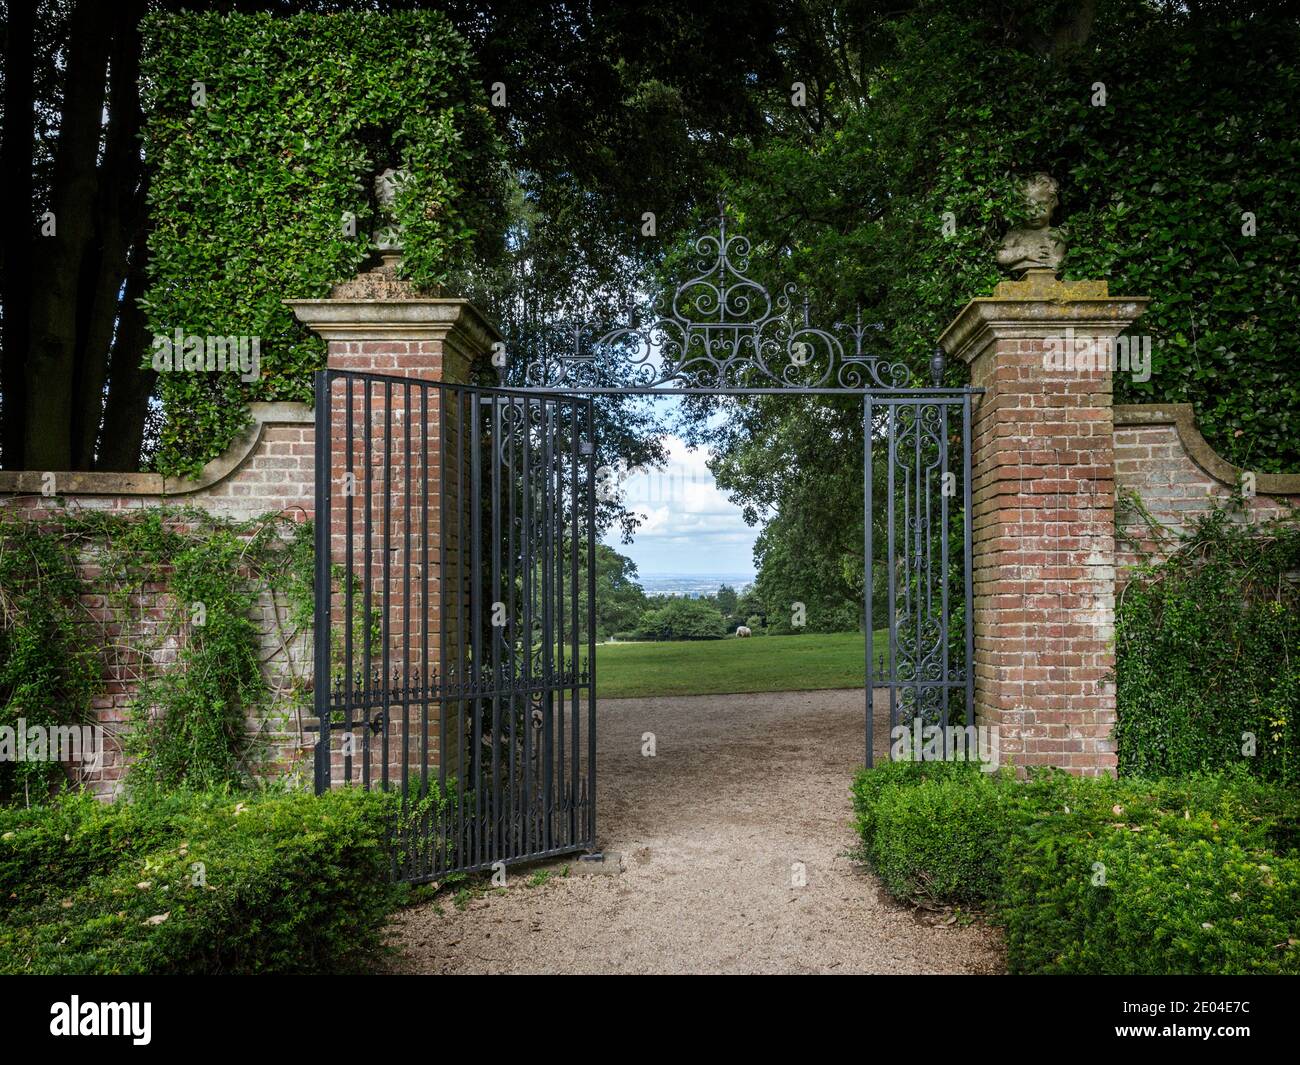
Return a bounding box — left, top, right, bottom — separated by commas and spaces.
1, 0, 786, 484
689, 0, 1300, 611
1, 0, 37, 467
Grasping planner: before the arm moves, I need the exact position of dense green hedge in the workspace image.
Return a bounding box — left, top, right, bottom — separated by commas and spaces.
729, 5, 1300, 474
0, 789, 400, 974
1116, 506, 1300, 783
140, 11, 504, 476
852, 762, 1300, 974
855, 762, 1011, 906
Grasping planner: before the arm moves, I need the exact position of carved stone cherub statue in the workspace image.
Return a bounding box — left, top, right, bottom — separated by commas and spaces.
997, 172, 1067, 275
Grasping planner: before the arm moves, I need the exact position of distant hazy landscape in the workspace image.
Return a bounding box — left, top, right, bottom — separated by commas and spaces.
637, 572, 754, 597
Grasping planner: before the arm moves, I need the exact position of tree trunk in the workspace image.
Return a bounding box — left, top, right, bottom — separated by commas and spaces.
23, 0, 113, 470
96, 237, 156, 472
1, 0, 36, 469
73, 2, 147, 468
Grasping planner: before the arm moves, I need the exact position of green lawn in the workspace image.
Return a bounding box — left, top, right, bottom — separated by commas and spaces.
590, 630, 888, 699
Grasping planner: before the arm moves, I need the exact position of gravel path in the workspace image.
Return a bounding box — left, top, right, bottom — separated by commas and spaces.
384, 689, 1004, 974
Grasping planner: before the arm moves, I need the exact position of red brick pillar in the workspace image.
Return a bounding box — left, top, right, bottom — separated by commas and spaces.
938, 270, 1148, 776
286, 268, 499, 789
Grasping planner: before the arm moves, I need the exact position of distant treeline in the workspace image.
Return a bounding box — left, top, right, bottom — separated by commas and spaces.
592, 545, 860, 641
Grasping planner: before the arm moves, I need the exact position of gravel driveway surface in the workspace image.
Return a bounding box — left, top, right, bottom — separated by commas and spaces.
384, 689, 1004, 974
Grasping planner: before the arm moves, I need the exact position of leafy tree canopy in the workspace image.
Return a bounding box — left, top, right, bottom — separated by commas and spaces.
685, 0, 1300, 616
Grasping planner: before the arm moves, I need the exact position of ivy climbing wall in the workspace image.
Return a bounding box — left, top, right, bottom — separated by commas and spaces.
0, 405, 316, 798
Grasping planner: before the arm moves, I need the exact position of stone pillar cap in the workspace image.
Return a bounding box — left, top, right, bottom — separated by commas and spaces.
939, 270, 1150, 363
284, 264, 501, 347
285, 295, 501, 346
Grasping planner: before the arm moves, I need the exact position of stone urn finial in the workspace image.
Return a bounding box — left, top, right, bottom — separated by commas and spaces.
326, 166, 417, 299
370, 166, 409, 267
997, 172, 1067, 277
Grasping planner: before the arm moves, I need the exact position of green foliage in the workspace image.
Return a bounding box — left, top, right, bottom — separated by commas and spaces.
1002, 771, 1300, 975
0, 788, 399, 974
0, 789, 196, 905
634, 597, 726, 641
715, 584, 738, 616
0, 513, 101, 802
852, 760, 1009, 905
581, 544, 648, 641
389, 780, 476, 879
852, 763, 1300, 974
723, 2, 1300, 470
0, 508, 314, 799
139, 10, 505, 475
696, 2, 1300, 622
707, 396, 868, 636
1116, 505, 1300, 784
128, 528, 266, 791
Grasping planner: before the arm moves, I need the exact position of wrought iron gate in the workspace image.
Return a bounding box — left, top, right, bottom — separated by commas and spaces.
312, 372, 598, 883
513, 212, 977, 769
311, 211, 977, 885
864, 392, 974, 766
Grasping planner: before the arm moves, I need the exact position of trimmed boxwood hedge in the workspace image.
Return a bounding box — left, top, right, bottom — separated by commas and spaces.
0, 788, 401, 974
853, 760, 1011, 906
852, 762, 1300, 974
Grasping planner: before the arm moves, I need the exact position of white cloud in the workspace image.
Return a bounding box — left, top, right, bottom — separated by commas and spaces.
603, 436, 757, 572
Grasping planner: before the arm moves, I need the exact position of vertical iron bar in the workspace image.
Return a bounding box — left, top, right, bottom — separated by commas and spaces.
343, 377, 354, 785
403, 381, 412, 796
420, 382, 429, 796
381, 379, 392, 790
886, 404, 897, 737
455, 388, 468, 873
507, 396, 518, 860
490, 396, 503, 865
470, 391, 484, 869
554, 399, 567, 845
312, 371, 332, 793
585, 400, 597, 848
541, 399, 554, 852
864, 394, 873, 768
522, 398, 535, 859
569, 399, 581, 847
438, 381, 448, 793
362, 380, 373, 790
963, 395, 975, 730
939, 402, 951, 751
914, 400, 924, 751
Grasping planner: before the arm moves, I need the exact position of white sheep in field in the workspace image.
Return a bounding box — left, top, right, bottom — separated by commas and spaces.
735, 625, 752, 638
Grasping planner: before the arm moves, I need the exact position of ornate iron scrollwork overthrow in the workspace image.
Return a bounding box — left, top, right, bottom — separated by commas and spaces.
520, 213, 923, 392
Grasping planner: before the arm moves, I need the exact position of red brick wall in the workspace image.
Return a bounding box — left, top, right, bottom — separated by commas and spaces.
0, 293, 493, 798
1114, 405, 1300, 575
966, 336, 1118, 775
315, 340, 466, 790
0, 405, 317, 797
